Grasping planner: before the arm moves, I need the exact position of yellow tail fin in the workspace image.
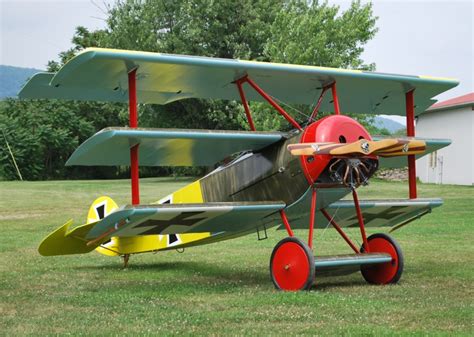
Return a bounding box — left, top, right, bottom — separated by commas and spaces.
87, 196, 121, 256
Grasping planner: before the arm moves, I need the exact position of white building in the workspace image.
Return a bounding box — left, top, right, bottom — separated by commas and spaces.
416, 92, 474, 185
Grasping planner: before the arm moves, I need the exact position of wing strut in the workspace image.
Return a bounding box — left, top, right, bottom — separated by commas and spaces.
234, 75, 303, 131
352, 188, 370, 252
308, 82, 341, 122
330, 82, 341, 115
235, 79, 256, 131
406, 89, 417, 199
308, 188, 316, 249
128, 68, 140, 205
309, 85, 330, 121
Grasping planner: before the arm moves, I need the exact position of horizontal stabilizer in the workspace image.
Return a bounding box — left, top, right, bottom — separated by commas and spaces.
280, 198, 442, 230
85, 202, 285, 241
66, 127, 284, 166
38, 220, 100, 256
19, 48, 458, 116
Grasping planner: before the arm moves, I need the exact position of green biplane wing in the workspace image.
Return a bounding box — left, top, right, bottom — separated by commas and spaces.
19, 48, 458, 116
38, 202, 285, 256
85, 202, 285, 239
66, 127, 284, 166
281, 198, 442, 231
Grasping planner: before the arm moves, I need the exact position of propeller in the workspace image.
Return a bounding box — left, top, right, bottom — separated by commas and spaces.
288, 138, 426, 158
288, 138, 426, 188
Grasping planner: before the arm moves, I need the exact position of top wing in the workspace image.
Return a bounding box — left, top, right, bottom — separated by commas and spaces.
66, 127, 284, 166
19, 48, 458, 116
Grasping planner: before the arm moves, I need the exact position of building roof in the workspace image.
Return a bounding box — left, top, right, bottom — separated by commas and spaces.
427, 92, 474, 112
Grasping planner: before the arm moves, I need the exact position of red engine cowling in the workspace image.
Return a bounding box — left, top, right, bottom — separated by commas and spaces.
299, 115, 375, 185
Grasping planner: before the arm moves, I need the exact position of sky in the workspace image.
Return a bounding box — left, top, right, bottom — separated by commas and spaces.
0, 0, 472, 124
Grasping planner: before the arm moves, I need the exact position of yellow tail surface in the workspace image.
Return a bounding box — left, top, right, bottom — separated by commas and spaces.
38, 196, 118, 256
95, 180, 212, 256
38, 220, 99, 256
39, 180, 212, 257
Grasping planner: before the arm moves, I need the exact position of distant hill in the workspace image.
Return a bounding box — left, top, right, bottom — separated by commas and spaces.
373, 116, 404, 133
0, 65, 43, 99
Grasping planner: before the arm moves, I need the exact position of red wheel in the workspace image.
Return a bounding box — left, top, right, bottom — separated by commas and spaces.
270, 237, 315, 291
361, 233, 404, 285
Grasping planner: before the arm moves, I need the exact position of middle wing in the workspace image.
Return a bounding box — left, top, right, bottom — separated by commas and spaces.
66, 127, 285, 166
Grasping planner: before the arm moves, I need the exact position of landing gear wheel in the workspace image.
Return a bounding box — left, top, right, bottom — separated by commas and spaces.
360, 233, 404, 285
270, 237, 315, 291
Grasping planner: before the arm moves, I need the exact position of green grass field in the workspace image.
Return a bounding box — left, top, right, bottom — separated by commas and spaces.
1, 178, 472, 335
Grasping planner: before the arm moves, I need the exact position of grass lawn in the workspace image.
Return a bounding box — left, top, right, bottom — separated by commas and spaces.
0, 178, 472, 335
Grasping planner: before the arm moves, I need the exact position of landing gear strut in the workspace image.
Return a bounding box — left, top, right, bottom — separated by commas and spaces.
270, 186, 405, 291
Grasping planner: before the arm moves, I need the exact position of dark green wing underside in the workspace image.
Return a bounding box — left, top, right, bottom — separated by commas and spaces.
280, 198, 442, 230
85, 202, 286, 240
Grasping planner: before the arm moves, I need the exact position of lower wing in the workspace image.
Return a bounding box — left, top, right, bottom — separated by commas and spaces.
280, 198, 442, 231
39, 202, 285, 256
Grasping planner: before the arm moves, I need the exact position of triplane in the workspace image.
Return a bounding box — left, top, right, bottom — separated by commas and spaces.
20, 48, 458, 290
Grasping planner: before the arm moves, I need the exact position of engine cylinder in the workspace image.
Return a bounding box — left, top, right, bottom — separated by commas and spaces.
299, 115, 374, 185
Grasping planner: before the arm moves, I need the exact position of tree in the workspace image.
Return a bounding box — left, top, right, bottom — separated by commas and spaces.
0, 0, 379, 180
262, 0, 378, 128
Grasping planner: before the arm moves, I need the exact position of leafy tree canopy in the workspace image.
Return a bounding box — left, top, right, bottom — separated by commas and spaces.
1, 0, 380, 180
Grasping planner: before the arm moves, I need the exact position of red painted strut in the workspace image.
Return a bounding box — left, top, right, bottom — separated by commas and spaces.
321, 208, 359, 254
279, 210, 294, 237
235, 80, 256, 131
331, 82, 341, 115
128, 68, 140, 205
309, 85, 330, 121
352, 188, 370, 253
236, 76, 303, 131
308, 189, 317, 249
406, 89, 417, 199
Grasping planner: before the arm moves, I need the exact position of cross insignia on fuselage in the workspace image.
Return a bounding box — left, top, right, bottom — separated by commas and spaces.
345, 206, 410, 227
134, 211, 207, 235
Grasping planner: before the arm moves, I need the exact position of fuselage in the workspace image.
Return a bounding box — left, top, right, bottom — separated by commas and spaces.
200, 130, 308, 205
98, 115, 378, 256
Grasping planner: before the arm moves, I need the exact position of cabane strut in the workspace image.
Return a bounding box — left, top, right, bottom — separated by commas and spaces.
128, 68, 140, 205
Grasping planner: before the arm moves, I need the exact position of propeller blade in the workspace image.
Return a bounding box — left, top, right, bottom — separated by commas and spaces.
288, 139, 426, 158
375, 139, 426, 157
329, 139, 400, 156
287, 142, 340, 156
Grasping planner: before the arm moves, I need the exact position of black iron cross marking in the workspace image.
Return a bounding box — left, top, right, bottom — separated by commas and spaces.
96, 204, 105, 219
168, 234, 179, 245
134, 211, 206, 235
346, 206, 409, 227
